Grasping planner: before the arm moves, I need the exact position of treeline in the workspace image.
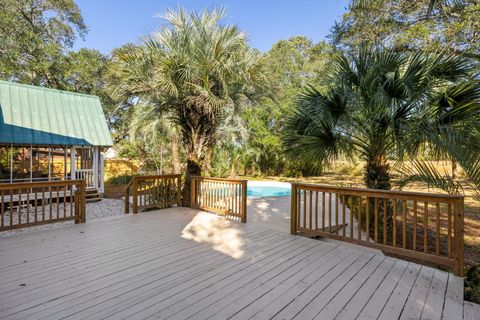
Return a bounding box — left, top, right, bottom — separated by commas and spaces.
1, 0, 479, 180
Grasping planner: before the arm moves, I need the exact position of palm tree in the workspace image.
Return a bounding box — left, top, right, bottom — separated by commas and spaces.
108, 7, 265, 205
129, 102, 181, 174
283, 47, 480, 190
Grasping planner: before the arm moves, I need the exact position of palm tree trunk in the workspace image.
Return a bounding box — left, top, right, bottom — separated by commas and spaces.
364, 154, 391, 190
203, 148, 212, 175
183, 159, 202, 207
364, 154, 392, 238
171, 135, 180, 174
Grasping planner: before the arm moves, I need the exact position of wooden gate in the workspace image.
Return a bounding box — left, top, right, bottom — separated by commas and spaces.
190, 176, 247, 223
124, 175, 182, 214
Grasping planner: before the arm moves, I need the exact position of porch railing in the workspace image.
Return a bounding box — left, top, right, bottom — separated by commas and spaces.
290, 183, 464, 276
0, 180, 86, 231
190, 176, 247, 223
75, 170, 96, 189
125, 174, 182, 214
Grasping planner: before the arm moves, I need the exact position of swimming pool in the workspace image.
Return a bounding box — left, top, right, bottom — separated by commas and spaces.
247, 181, 291, 198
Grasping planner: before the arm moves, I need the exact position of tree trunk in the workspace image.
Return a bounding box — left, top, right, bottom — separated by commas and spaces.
363, 154, 392, 238
364, 154, 391, 190
159, 144, 163, 174
171, 135, 181, 174
203, 148, 212, 175
451, 159, 457, 180
183, 159, 202, 207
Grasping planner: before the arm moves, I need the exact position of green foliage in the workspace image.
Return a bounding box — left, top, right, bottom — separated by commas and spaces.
332, 0, 480, 61
105, 174, 133, 185
0, 1, 116, 138
466, 264, 480, 303
243, 37, 333, 176
109, 7, 265, 169
115, 139, 177, 174
0, 0, 87, 85
107, 7, 266, 204
210, 144, 249, 177
283, 47, 480, 190
397, 161, 463, 195
334, 161, 363, 176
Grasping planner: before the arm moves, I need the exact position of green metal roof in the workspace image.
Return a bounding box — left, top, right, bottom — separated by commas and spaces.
0, 80, 113, 147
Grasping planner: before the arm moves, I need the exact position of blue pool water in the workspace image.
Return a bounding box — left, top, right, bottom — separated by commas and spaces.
247, 185, 291, 198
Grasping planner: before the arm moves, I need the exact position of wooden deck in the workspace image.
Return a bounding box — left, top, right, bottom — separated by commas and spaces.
0, 199, 473, 319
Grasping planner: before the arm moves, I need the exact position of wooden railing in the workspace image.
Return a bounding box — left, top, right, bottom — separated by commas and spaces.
0, 180, 86, 231
291, 183, 464, 276
125, 175, 182, 214
190, 176, 247, 223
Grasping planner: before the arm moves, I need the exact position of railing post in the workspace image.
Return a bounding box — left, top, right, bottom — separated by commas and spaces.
74, 186, 80, 224
241, 180, 247, 223
124, 182, 131, 214
290, 183, 297, 234
80, 179, 86, 223
190, 178, 196, 209
132, 177, 138, 214
453, 198, 464, 276
177, 175, 182, 207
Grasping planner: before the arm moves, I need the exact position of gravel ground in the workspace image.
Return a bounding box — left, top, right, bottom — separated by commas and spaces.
0, 199, 125, 238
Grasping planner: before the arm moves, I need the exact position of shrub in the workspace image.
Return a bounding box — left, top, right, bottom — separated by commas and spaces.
465, 265, 480, 304
335, 162, 362, 176
105, 174, 133, 185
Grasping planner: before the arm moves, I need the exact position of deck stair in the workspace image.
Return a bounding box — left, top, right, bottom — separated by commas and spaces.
85, 188, 101, 203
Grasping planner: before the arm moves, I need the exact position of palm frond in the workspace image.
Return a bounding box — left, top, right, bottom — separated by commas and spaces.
396, 160, 463, 195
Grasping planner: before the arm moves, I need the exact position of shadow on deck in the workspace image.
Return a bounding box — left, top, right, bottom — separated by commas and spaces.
0, 198, 473, 320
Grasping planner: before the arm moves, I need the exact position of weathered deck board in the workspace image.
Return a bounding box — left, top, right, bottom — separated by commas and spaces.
19, 232, 291, 319
357, 259, 410, 319
1, 229, 280, 318
0, 204, 471, 320
313, 255, 386, 319
334, 257, 397, 319
421, 269, 449, 320
377, 262, 421, 319
464, 301, 480, 320
97, 238, 317, 319
156, 244, 336, 320
400, 265, 436, 320
443, 274, 466, 319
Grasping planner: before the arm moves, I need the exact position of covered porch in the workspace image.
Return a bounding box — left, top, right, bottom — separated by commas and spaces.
0, 80, 113, 194
0, 145, 105, 192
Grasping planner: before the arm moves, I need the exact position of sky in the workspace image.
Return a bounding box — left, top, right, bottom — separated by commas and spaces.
73, 0, 350, 54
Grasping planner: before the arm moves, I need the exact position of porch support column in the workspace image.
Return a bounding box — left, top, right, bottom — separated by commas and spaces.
64, 147, 67, 180
93, 147, 99, 189
48, 147, 51, 181
9, 144, 13, 183
100, 151, 105, 193
29, 145, 33, 182
70, 147, 76, 181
